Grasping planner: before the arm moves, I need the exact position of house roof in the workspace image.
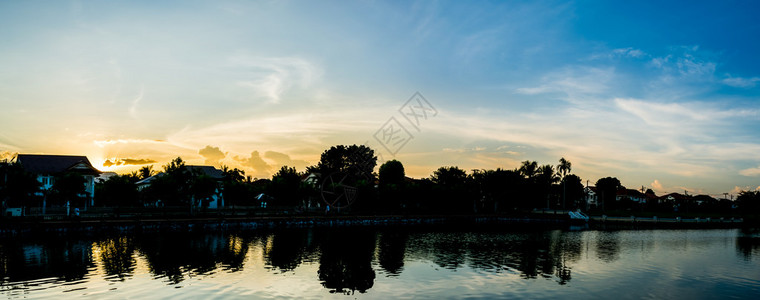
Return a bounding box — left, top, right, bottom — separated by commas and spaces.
187, 165, 223, 179
16, 154, 101, 175
617, 189, 645, 198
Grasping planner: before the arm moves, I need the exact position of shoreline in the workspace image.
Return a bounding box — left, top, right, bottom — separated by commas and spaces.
0, 213, 751, 236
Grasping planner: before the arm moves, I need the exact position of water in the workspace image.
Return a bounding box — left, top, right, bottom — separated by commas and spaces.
1, 226, 759, 299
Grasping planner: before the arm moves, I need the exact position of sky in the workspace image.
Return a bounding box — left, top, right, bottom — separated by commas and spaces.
1, 0, 760, 197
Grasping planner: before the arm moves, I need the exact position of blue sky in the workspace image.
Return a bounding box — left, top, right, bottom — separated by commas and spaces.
1, 0, 760, 196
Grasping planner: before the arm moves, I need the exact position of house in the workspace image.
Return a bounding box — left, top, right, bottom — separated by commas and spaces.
16, 154, 101, 207
136, 165, 226, 209
584, 186, 598, 209
616, 189, 647, 204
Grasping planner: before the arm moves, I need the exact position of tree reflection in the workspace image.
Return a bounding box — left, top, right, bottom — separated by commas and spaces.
377, 231, 408, 275
264, 229, 316, 272
595, 231, 621, 263
317, 229, 376, 294
736, 230, 760, 261
135, 232, 248, 283
94, 236, 135, 280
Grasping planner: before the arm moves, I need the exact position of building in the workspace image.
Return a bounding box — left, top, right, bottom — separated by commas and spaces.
584, 186, 598, 210
15, 154, 101, 207
616, 189, 647, 204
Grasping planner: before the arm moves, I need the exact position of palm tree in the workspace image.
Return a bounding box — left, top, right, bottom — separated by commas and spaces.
557, 157, 571, 178
557, 157, 572, 209
518, 161, 538, 178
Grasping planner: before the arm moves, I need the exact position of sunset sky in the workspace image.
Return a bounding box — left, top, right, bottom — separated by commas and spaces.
2, 1, 760, 196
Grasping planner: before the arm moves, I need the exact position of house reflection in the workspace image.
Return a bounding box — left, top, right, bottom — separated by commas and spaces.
0, 237, 93, 283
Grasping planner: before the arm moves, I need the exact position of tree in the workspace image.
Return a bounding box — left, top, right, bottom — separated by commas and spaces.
557, 158, 572, 178
137, 165, 156, 180
561, 174, 585, 209
518, 161, 539, 178
536, 164, 558, 209
310, 145, 377, 179
270, 166, 302, 206
378, 160, 405, 187
431, 166, 470, 212
378, 160, 406, 212
142, 157, 192, 207
736, 191, 760, 214
51, 172, 87, 207
595, 177, 621, 211
557, 158, 572, 209
96, 174, 139, 207
0, 161, 40, 208
220, 166, 252, 207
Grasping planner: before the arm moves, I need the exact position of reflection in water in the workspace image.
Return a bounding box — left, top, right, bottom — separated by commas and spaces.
264, 230, 316, 272
317, 229, 376, 294
377, 231, 407, 275
0, 227, 758, 298
736, 229, 760, 261
94, 237, 135, 280
595, 231, 621, 263
0, 237, 93, 283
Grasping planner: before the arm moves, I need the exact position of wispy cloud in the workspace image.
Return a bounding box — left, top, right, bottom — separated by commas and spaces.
739, 166, 760, 177
723, 76, 760, 88
128, 85, 144, 118
102, 158, 157, 167
231, 56, 321, 104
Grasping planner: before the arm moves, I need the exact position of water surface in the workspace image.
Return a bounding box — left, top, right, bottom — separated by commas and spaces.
1, 226, 758, 299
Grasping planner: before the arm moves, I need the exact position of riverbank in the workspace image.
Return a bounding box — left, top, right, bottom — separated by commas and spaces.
0, 212, 752, 236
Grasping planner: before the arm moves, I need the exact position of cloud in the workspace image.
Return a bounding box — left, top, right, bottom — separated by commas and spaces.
263, 151, 310, 170
514, 66, 614, 103
94, 139, 166, 147
129, 85, 144, 118
231, 56, 321, 103
723, 76, 760, 88
235, 151, 272, 178
739, 166, 760, 177
0, 151, 17, 162
198, 145, 226, 166
612, 47, 645, 58
651, 180, 664, 192
102, 158, 157, 167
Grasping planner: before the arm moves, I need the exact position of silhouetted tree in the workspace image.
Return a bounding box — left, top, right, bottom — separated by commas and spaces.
0, 161, 40, 208
270, 166, 302, 206
378, 160, 405, 211
431, 166, 470, 212
595, 177, 621, 211
95, 174, 140, 207
51, 172, 86, 207
561, 174, 585, 209
736, 191, 760, 214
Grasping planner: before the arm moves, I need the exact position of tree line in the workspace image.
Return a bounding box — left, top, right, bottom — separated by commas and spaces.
2, 145, 760, 215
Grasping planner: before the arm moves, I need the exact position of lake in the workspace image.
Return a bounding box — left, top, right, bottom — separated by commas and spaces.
1, 225, 759, 299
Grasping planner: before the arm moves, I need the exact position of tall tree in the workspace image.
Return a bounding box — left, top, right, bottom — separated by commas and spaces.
378, 160, 406, 211
557, 157, 572, 209
595, 177, 621, 211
